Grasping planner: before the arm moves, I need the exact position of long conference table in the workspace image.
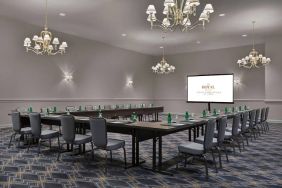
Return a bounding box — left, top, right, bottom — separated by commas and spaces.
17, 108, 251, 173
54, 106, 164, 122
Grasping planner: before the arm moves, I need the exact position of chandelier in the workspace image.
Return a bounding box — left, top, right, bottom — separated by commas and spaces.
237, 21, 271, 68
152, 37, 175, 74
146, 0, 214, 32
23, 0, 68, 55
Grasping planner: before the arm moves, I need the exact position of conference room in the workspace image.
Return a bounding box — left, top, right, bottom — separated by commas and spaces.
0, 0, 281, 187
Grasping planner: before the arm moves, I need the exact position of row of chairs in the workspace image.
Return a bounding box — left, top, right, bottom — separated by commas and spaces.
9, 112, 127, 171
177, 107, 270, 179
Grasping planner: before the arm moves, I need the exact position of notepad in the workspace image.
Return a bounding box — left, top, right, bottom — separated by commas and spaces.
161, 123, 185, 127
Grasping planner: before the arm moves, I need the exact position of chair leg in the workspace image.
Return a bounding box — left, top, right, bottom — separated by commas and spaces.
104, 151, 108, 174
57, 137, 61, 161
217, 146, 222, 168
8, 133, 16, 148
236, 139, 242, 153
49, 139, 52, 149
223, 145, 229, 162
176, 152, 181, 170
211, 149, 218, 173
91, 142, 94, 160
110, 150, 113, 162
17, 134, 22, 148
37, 138, 41, 156
123, 147, 127, 169
203, 154, 209, 179
27, 134, 32, 152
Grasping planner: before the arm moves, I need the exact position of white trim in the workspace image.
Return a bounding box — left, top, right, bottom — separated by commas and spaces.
154, 98, 265, 102
0, 98, 154, 103
0, 123, 11, 128
264, 99, 282, 103
269, 119, 282, 123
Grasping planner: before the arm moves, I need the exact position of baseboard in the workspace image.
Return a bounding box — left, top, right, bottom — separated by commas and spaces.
0, 123, 11, 129
268, 120, 282, 124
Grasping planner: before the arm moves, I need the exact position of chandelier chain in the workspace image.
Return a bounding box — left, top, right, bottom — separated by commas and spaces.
44, 0, 48, 30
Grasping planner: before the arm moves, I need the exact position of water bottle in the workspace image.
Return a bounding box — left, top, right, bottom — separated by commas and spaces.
167, 113, 172, 124
185, 111, 189, 121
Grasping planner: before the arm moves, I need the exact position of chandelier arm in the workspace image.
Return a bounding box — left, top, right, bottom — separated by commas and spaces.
252, 21, 255, 50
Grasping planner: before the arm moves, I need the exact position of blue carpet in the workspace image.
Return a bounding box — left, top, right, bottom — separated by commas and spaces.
1, 124, 282, 188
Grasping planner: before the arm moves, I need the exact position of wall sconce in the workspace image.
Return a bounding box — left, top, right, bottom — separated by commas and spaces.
234, 79, 241, 85
64, 73, 73, 82
127, 80, 133, 87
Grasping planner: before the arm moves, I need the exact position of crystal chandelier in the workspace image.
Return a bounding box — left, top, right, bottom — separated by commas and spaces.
152, 37, 175, 74
146, 0, 214, 32
237, 21, 271, 68
23, 0, 68, 55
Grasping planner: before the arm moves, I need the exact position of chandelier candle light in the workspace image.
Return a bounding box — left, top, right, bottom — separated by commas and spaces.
237, 21, 271, 69
152, 36, 175, 74
146, 0, 214, 32
24, 0, 68, 55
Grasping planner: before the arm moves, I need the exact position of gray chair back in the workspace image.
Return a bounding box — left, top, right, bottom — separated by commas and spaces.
255, 109, 260, 125
265, 107, 269, 121
249, 110, 256, 129
260, 108, 266, 122
60, 115, 75, 143
241, 111, 248, 132
11, 112, 21, 132
217, 116, 227, 144
232, 114, 240, 136
89, 118, 107, 148
29, 113, 42, 138
204, 119, 216, 151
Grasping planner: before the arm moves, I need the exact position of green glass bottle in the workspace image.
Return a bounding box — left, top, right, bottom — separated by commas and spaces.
185, 111, 189, 121
224, 107, 228, 114
47, 108, 50, 115
167, 113, 172, 124
53, 106, 57, 113
213, 108, 217, 116
202, 110, 206, 118
244, 105, 247, 110
239, 106, 242, 111
30, 107, 33, 113
79, 106, 82, 111
232, 106, 235, 113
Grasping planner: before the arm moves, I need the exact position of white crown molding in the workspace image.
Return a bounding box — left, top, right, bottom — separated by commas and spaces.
0, 98, 282, 103
0, 98, 154, 103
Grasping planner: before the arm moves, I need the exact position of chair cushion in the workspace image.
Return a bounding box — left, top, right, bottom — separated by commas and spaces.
73, 134, 92, 145
41, 130, 60, 139
178, 142, 204, 155
85, 131, 92, 136
195, 136, 217, 146
106, 138, 125, 150
224, 131, 232, 139
20, 127, 32, 134
226, 127, 241, 132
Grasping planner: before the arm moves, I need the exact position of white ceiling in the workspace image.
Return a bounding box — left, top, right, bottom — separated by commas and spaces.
0, 0, 282, 55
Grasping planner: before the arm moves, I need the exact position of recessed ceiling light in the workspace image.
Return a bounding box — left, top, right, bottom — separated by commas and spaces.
59, 13, 66, 17
219, 13, 226, 17
160, 46, 164, 49
121, 33, 127, 37
196, 40, 201, 44
242, 34, 248, 37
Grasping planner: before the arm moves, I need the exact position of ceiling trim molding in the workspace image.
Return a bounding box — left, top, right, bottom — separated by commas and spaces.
0, 98, 154, 103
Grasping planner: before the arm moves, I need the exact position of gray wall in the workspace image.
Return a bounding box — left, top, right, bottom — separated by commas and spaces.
1, 16, 281, 125
0, 17, 155, 125
153, 44, 274, 119
265, 37, 282, 120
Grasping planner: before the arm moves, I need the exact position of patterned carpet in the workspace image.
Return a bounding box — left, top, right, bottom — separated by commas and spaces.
1, 124, 282, 188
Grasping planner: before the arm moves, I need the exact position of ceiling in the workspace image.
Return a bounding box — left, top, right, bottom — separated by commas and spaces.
0, 0, 282, 55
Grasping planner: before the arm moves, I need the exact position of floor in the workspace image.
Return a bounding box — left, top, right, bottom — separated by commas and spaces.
0, 124, 282, 188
